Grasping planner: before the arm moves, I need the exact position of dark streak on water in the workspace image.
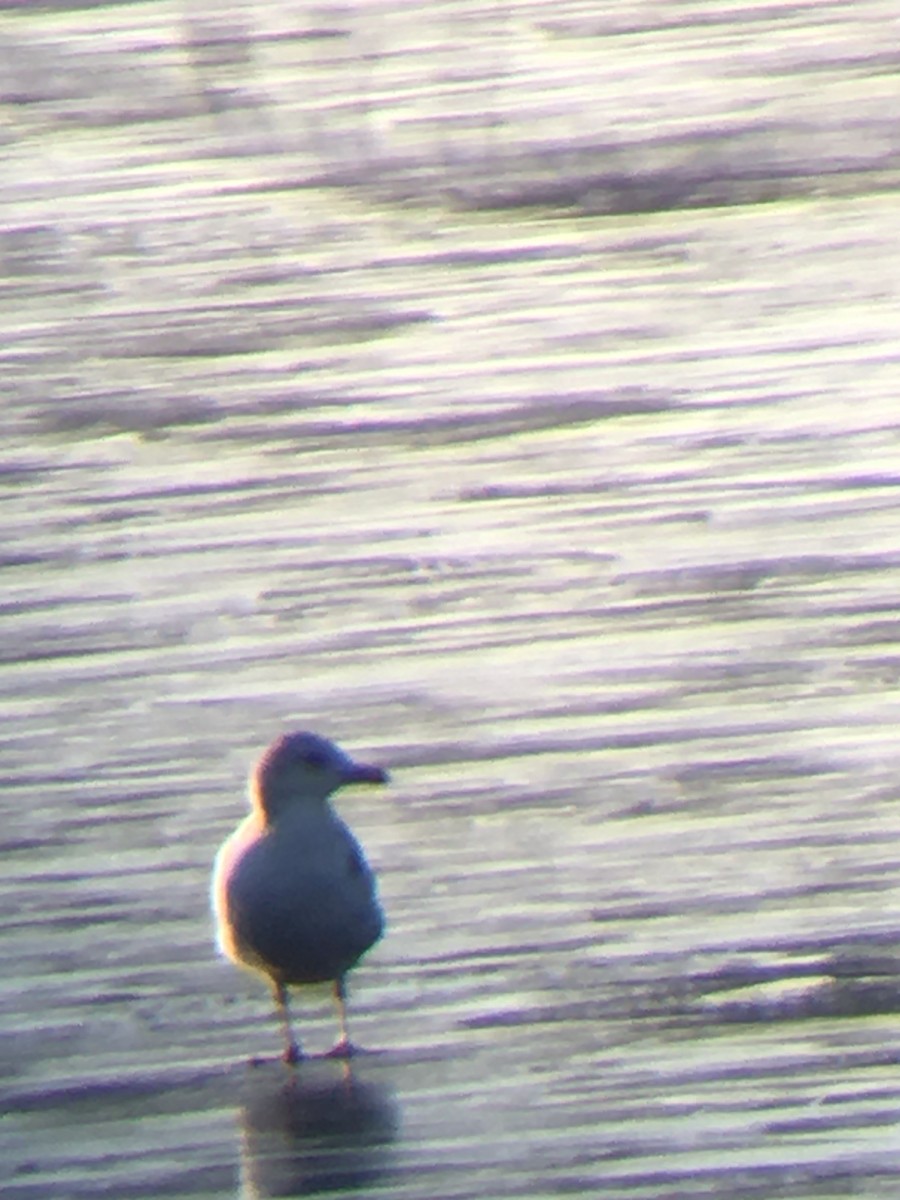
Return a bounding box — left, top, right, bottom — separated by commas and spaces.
3, 0, 900, 1197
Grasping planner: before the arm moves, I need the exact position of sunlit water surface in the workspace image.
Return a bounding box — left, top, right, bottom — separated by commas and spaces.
3, 1, 900, 1197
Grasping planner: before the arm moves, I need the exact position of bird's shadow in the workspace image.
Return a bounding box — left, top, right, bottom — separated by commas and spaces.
237, 1057, 400, 1197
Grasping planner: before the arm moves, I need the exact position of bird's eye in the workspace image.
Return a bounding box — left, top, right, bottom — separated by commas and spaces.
302, 748, 330, 770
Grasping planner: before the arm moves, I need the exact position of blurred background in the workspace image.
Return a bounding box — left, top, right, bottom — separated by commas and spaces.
3, 1, 900, 1197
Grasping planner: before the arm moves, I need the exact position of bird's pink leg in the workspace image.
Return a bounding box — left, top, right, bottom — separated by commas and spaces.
273, 980, 302, 1065
325, 976, 356, 1058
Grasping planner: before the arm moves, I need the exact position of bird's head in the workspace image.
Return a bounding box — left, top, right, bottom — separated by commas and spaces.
250, 731, 389, 821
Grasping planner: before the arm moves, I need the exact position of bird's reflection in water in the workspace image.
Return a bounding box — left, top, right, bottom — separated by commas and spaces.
238, 1060, 399, 1198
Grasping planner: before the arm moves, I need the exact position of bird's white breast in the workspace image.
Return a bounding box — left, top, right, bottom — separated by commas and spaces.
212, 803, 383, 984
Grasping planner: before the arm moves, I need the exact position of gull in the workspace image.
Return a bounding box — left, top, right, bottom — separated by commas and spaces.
212, 731, 388, 1063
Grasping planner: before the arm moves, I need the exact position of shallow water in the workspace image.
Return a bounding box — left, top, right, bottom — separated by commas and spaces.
3, 1, 900, 1197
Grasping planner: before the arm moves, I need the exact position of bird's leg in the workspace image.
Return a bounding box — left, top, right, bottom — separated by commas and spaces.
325, 976, 356, 1058
273, 980, 302, 1065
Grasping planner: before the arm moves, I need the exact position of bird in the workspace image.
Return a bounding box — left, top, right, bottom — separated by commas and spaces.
212, 730, 388, 1064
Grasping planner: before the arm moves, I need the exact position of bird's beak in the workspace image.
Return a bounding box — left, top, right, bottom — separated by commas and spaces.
343, 762, 389, 786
